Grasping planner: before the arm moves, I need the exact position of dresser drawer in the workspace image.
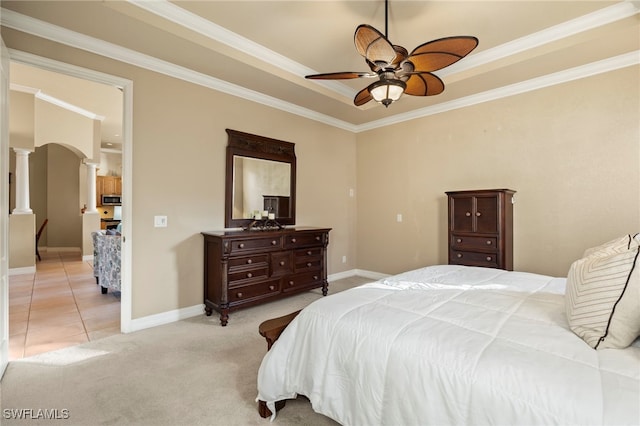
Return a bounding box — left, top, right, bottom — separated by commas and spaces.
271, 251, 292, 276
229, 279, 280, 304
284, 232, 325, 248
451, 235, 498, 251
228, 266, 269, 285
450, 250, 499, 268
282, 271, 323, 293
228, 254, 268, 270
295, 257, 322, 272
229, 236, 282, 253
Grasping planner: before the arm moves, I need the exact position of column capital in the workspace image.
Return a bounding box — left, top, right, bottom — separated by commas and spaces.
13, 147, 33, 155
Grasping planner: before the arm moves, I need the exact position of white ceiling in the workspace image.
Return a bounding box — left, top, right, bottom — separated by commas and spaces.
2, 1, 639, 147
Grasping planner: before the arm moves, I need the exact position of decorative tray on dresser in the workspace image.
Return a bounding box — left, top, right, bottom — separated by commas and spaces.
202, 227, 330, 326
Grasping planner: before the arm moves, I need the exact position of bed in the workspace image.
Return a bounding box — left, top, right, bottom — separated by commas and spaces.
256, 260, 640, 425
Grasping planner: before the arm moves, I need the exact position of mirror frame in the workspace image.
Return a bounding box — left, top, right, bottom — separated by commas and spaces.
225, 129, 296, 228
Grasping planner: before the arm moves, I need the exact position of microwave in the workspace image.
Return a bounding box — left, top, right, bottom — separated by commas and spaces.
101, 194, 122, 206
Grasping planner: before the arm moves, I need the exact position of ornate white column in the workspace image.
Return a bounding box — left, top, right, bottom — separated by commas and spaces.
12, 148, 33, 215
85, 162, 99, 213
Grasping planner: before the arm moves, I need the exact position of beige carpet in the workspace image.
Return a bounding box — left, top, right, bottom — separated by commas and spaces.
0, 276, 371, 426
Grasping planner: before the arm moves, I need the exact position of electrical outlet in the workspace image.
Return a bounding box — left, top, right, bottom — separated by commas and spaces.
396, 214, 403, 222
342, 255, 347, 263
154, 215, 168, 228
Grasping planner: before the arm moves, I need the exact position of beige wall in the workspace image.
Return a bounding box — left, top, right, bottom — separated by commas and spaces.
46, 143, 82, 248
3, 27, 638, 321
8, 214, 34, 268
357, 66, 640, 277
9, 90, 33, 149
34, 97, 95, 156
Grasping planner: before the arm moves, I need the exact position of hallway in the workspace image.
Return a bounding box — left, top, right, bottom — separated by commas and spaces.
8, 250, 121, 361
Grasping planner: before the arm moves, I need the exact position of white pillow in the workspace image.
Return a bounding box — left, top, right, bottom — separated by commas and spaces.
565, 234, 640, 349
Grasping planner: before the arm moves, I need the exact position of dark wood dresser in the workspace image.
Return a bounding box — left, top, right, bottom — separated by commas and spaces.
202, 227, 330, 325
446, 189, 515, 270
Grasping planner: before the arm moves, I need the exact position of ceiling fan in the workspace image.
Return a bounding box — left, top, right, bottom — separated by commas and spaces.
305, 0, 478, 108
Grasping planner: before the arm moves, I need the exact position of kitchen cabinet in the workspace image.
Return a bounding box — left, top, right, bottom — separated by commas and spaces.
96, 176, 122, 206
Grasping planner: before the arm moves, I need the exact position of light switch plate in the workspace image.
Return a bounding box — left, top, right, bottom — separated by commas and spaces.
154, 216, 167, 227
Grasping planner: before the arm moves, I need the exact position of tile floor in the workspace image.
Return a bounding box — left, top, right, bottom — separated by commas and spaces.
8, 249, 121, 361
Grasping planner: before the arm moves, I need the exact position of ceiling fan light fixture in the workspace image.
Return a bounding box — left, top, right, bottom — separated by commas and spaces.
369, 78, 406, 107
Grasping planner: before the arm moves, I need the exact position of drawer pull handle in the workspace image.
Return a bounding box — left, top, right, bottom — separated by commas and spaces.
307, 250, 312, 255
456, 238, 462, 243
269, 285, 275, 291
313, 275, 318, 280
238, 243, 245, 249
246, 259, 252, 264
247, 272, 253, 278
271, 240, 277, 246
457, 253, 463, 258
236, 292, 243, 298
279, 261, 285, 266
486, 256, 492, 261
486, 240, 492, 245
476, 212, 482, 217
291, 238, 296, 243
288, 280, 294, 286
307, 262, 312, 267
315, 236, 320, 241
465, 212, 471, 217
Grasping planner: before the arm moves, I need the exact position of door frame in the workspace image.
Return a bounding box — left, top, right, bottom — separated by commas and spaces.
7, 49, 134, 336
0, 37, 10, 377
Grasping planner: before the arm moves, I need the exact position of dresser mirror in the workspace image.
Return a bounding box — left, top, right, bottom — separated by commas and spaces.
225, 129, 296, 228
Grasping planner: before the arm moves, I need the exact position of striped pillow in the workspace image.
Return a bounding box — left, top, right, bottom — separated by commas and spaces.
565, 234, 640, 349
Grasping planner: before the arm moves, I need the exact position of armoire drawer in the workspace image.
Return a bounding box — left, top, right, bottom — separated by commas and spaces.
450, 250, 499, 268
451, 235, 498, 251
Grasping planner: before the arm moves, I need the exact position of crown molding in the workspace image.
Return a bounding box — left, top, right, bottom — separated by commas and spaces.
10, 81, 104, 120
1, 8, 358, 132
1, 4, 638, 133
358, 51, 640, 132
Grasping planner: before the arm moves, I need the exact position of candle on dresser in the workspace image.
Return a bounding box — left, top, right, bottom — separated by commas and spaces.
262, 210, 269, 218
268, 213, 275, 220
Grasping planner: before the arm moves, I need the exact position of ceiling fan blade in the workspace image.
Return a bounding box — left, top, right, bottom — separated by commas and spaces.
306, 71, 376, 80
407, 36, 479, 72
404, 72, 445, 96
354, 86, 373, 106
354, 24, 397, 65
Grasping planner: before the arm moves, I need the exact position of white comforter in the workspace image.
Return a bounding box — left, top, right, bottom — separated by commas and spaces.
256, 265, 640, 425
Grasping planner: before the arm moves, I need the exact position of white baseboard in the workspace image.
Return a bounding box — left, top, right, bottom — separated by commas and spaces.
126, 269, 389, 334
327, 269, 356, 281
82, 255, 94, 262
9, 266, 36, 276
354, 269, 391, 281
128, 304, 204, 333
47, 247, 81, 252
328, 268, 389, 282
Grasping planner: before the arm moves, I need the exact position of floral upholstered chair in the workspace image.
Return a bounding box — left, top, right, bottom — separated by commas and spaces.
91, 230, 121, 294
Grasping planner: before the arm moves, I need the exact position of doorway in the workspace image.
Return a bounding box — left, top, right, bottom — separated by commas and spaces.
3, 50, 133, 362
